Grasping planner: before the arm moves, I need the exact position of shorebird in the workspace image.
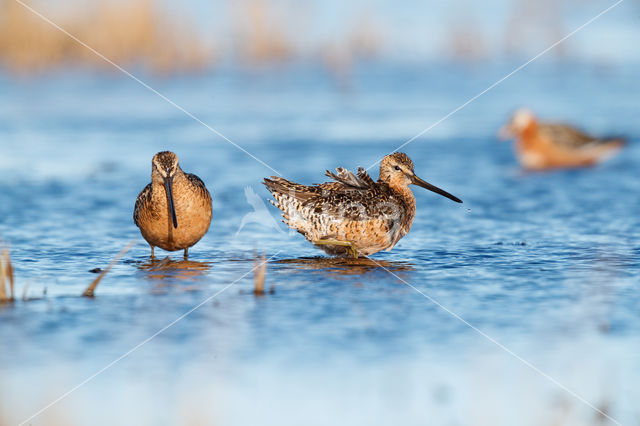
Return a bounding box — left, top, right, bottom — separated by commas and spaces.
499, 109, 625, 171
263, 152, 462, 258
134, 151, 212, 258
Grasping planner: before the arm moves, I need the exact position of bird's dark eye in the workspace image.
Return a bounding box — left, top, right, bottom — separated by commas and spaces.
394, 165, 400, 171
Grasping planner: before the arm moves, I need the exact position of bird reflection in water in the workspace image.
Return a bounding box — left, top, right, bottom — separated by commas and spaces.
138, 256, 212, 292
275, 256, 414, 277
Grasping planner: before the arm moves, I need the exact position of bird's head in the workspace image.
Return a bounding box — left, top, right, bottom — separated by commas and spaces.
152, 151, 180, 179
498, 108, 537, 140
379, 152, 462, 203
151, 151, 180, 228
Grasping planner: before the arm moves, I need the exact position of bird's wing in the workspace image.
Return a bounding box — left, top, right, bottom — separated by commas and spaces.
185, 173, 212, 206
133, 183, 152, 227
324, 166, 375, 189
185, 173, 212, 202
185, 173, 206, 187
303, 183, 406, 222
357, 167, 376, 187
539, 123, 598, 148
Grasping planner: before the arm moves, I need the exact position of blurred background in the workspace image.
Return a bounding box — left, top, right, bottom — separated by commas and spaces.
0, 1, 639, 425
0, 0, 638, 74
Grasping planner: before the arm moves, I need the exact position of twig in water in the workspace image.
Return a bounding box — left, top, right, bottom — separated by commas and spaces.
82, 241, 135, 297
253, 253, 267, 296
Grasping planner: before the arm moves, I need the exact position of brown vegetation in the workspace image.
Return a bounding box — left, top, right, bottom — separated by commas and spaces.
0, 0, 211, 75
0, 0, 386, 76
233, 0, 295, 64
0, 0, 587, 75
0, 244, 14, 303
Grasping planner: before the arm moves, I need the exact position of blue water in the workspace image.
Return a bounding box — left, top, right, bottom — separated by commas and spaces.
0, 62, 638, 425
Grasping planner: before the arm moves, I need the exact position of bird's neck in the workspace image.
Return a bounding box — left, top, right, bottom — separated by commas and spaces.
518, 120, 539, 147
387, 180, 416, 233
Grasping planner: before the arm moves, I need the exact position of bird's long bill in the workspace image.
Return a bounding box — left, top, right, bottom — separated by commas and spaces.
163, 177, 179, 228
412, 175, 462, 203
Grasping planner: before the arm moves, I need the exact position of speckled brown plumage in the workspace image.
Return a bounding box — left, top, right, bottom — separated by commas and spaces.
264, 152, 461, 257
134, 151, 212, 257
500, 109, 625, 170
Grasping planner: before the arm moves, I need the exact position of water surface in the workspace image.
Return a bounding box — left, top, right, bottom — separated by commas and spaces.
0, 62, 638, 425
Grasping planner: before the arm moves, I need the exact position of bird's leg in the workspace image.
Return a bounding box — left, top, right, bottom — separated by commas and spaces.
313, 239, 359, 259
150, 245, 155, 259
183, 248, 188, 259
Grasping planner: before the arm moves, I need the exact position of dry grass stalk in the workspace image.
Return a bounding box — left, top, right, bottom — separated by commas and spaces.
0, 244, 14, 303
4, 247, 14, 300
0, 252, 5, 302
82, 240, 135, 297
253, 253, 267, 296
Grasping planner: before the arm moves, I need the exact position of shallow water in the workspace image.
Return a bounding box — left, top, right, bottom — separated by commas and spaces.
0, 62, 639, 425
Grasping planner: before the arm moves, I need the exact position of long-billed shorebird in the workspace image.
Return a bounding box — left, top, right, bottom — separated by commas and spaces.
134, 151, 212, 258
263, 152, 462, 258
499, 109, 625, 171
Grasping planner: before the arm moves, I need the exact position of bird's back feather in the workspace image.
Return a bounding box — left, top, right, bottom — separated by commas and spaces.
540, 123, 626, 149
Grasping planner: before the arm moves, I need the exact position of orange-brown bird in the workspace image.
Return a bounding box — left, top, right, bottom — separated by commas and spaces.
499, 109, 625, 171
263, 152, 462, 258
134, 151, 212, 258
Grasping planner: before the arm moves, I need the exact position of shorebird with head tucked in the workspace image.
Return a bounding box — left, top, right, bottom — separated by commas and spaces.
263, 152, 462, 258
499, 109, 625, 171
134, 151, 212, 258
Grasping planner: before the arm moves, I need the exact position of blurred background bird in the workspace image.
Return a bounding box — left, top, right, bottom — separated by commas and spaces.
499, 108, 625, 171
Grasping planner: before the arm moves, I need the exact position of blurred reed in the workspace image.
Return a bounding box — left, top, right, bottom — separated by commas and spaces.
0, 0, 599, 75
443, 0, 570, 63
233, 0, 294, 64
0, 0, 211, 75
0, 0, 385, 76
445, 19, 487, 63
503, 0, 567, 58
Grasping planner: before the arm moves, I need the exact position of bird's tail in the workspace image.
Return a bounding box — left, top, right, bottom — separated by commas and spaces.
600, 136, 627, 148
263, 177, 315, 232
